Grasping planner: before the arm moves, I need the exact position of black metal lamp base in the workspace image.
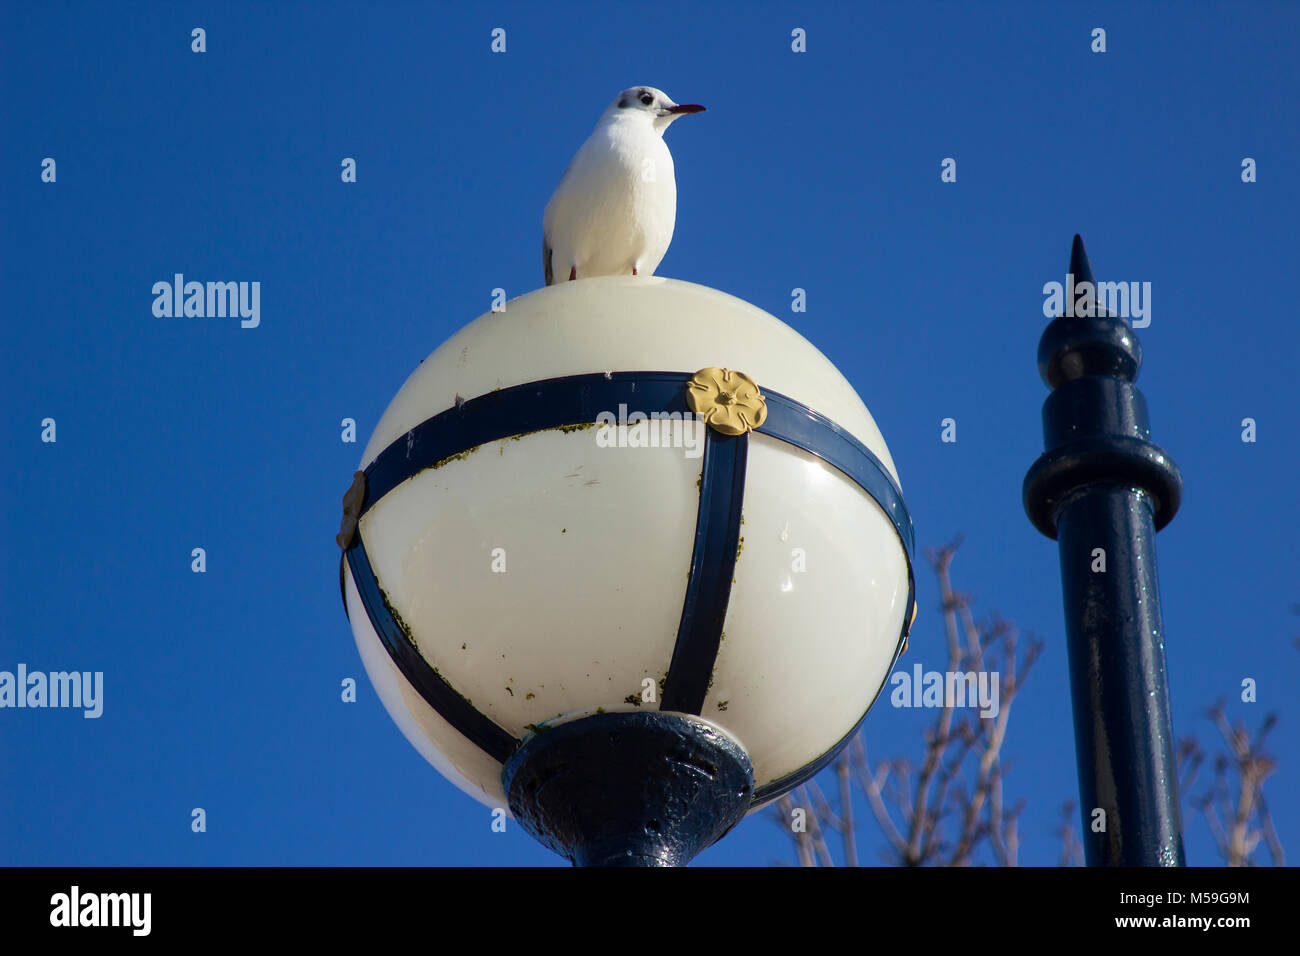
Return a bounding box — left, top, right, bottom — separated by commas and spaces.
502, 711, 755, 866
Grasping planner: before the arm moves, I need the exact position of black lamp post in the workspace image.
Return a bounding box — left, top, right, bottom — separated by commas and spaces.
1024, 236, 1185, 866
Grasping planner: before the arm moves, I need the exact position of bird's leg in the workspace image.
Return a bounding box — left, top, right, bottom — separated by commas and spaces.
568, 265, 577, 281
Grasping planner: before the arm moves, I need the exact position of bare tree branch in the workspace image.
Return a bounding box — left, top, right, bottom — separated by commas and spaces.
777, 538, 1042, 866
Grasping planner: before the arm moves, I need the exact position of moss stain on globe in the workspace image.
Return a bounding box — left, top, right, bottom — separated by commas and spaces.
379, 584, 419, 653
432, 444, 482, 470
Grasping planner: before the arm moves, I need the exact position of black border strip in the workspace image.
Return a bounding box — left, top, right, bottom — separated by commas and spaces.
660, 430, 748, 715
345, 531, 519, 764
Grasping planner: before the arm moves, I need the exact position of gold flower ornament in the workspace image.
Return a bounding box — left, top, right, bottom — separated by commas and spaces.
687, 367, 768, 436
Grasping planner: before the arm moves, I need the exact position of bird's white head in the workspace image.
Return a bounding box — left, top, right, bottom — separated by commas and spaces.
601, 86, 706, 135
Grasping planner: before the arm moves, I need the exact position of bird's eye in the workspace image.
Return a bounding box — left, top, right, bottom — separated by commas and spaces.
639, 92, 654, 106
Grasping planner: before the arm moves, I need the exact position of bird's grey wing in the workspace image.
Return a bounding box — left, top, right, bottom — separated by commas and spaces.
543, 232, 553, 286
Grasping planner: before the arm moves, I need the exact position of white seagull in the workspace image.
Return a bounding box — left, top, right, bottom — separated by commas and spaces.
543, 86, 705, 285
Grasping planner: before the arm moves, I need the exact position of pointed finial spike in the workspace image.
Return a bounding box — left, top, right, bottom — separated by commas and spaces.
1069, 234, 1095, 287
1037, 235, 1142, 388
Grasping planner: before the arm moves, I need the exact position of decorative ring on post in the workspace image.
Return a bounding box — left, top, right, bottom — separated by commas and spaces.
1023, 434, 1182, 538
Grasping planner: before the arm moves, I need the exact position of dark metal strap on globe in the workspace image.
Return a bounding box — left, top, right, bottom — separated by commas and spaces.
345, 532, 520, 763
1023, 235, 1185, 867
355, 371, 914, 554
760, 390, 914, 556
502, 711, 755, 866
341, 370, 915, 808
661, 429, 748, 714
359, 372, 691, 518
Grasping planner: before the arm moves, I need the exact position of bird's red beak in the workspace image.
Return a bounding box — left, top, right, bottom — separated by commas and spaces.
666, 103, 706, 114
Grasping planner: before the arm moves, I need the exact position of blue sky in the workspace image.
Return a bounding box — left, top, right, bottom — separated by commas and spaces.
2, 1, 1296, 866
